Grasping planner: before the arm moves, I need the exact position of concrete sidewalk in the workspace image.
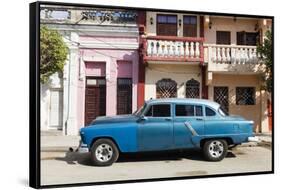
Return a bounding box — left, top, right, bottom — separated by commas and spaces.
41, 130, 80, 152
40, 130, 272, 153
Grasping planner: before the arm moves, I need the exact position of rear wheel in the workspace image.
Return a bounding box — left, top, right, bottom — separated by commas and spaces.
90, 139, 119, 166
203, 139, 228, 161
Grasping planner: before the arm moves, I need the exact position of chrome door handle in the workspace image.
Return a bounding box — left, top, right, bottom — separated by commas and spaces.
196, 118, 203, 121
165, 118, 172, 121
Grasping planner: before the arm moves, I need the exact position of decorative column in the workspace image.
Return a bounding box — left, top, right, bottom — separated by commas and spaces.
64, 32, 79, 135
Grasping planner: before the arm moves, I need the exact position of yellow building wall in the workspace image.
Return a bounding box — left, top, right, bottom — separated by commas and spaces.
208, 74, 269, 132
145, 64, 201, 100
204, 17, 259, 45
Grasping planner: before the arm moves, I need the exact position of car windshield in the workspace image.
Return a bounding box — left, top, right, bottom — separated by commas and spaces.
133, 103, 147, 116
218, 107, 228, 116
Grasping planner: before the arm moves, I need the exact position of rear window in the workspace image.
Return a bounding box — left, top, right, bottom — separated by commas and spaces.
205, 107, 216, 116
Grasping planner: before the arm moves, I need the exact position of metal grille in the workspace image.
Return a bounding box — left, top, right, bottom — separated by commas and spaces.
214, 87, 229, 113
117, 78, 132, 115
156, 78, 177, 98
236, 87, 255, 105
186, 78, 200, 98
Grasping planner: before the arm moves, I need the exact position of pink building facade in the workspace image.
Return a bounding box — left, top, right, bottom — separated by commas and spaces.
76, 36, 139, 129
40, 7, 142, 135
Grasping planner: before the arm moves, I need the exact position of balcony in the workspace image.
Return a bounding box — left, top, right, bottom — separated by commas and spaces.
144, 36, 204, 63
205, 44, 264, 73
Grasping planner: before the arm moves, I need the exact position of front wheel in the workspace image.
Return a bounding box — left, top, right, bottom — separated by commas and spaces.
90, 139, 119, 166
203, 139, 228, 161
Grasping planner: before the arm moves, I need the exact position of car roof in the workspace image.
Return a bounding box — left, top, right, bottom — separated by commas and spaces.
146, 98, 220, 110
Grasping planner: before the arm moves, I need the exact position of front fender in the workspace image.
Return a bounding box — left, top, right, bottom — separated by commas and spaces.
81, 124, 138, 152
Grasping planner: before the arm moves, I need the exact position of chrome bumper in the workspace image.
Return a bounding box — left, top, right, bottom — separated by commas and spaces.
248, 136, 260, 142
78, 140, 89, 153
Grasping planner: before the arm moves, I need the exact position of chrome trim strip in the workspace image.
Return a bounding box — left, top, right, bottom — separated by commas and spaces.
184, 121, 199, 136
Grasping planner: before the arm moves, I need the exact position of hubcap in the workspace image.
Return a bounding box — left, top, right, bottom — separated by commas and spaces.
208, 141, 224, 158
95, 143, 113, 162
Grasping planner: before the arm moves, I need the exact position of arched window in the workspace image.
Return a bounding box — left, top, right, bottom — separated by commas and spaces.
186, 78, 200, 98
156, 78, 177, 98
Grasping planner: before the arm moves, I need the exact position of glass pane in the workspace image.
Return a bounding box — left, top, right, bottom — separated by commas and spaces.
167, 15, 177, 23
145, 106, 152, 116
176, 105, 194, 116
86, 79, 97, 85
153, 104, 171, 117
206, 107, 216, 116
117, 78, 132, 85
195, 106, 203, 116
157, 15, 167, 23
183, 16, 197, 24
190, 16, 197, 24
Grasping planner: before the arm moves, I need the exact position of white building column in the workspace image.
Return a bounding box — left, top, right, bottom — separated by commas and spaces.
63, 32, 79, 135
40, 83, 50, 131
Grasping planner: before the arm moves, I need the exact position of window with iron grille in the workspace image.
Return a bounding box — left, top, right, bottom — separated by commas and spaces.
214, 86, 229, 114
186, 78, 200, 98
236, 87, 255, 105
156, 78, 177, 98
117, 78, 132, 115
183, 16, 197, 37
157, 14, 177, 36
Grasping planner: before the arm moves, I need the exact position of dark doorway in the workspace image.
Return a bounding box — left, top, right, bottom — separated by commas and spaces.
84, 77, 106, 125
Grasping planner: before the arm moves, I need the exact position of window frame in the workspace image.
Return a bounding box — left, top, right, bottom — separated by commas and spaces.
156, 14, 178, 36
183, 15, 198, 37
236, 31, 259, 46
216, 31, 231, 45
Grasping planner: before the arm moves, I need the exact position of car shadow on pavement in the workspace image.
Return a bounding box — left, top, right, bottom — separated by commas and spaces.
55, 149, 237, 166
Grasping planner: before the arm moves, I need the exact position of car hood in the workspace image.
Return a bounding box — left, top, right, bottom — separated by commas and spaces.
90, 114, 139, 125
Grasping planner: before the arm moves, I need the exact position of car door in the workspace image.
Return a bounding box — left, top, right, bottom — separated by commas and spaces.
173, 104, 205, 149
138, 103, 173, 151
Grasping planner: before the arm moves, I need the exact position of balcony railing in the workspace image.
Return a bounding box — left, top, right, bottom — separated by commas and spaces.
206, 45, 259, 65
144, 36, 204, 63
205, 44, 262, 73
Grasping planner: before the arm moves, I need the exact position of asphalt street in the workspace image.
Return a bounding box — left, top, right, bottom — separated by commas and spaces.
41, 145, 272, 186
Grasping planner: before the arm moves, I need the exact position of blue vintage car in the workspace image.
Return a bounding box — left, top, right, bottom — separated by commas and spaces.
79, 98, 257, 166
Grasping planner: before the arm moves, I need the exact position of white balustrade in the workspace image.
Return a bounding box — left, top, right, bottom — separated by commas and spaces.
207, 45, 258, 65
146, 39, 202, 59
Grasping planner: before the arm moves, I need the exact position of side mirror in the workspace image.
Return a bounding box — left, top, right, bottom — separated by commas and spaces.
138, 115, 148, 122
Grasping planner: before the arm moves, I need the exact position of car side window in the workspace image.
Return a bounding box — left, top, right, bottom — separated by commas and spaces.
144, 104, 171, 117
176, 105, 203, 117
195, 106, 203, 116
176, 105, 194, 116
205, 107, 216, 116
